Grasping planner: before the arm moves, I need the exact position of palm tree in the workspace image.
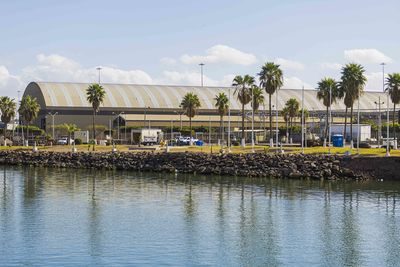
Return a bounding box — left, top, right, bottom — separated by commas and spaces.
64, 123, 80, 145
214, 92, 229, 142
232, 75, 255, 145
316, 78, 339, 141
86, 83, 106, 150
385, 73, 400, 142
180, 92, 201, 144
18, 95, 40, 144
340, 63, 367, 144
258, 62, 283, 141
284, 98, 300, 139
0, 97, 16, 141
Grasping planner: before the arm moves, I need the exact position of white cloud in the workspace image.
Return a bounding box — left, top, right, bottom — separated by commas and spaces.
365, 72, 386, 91
282, 76, 312, 89
160, 71, 236, 87
0, 66, 23, 97
320, 62, 342, 70
161, 71, 219, 86
160, 57, 177, 65
180, 44, 257, 66
275, 58, 305, 71
22, 54, 153, 84
344, 49, 393, 64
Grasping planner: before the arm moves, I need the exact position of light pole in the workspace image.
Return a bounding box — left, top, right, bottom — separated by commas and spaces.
48, 112, 58, 141
328, 84, 332, 154
96, 67, 102, 84
357, 96, 360, 155
301, 85, 305, 153
275, 89, 279, 147
251, 87, 255, 152
199, 63, 205, 87
382, 63, 390, 156
375, 97, 384, 147
228, 88, 231, 151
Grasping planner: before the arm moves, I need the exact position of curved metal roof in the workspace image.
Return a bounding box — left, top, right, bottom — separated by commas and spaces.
24, 81, 390, 111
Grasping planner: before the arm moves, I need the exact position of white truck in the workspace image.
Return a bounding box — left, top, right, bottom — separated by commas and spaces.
131, 129, 163, 145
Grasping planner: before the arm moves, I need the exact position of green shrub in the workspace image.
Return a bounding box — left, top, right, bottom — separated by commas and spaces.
74, 138, 82, 145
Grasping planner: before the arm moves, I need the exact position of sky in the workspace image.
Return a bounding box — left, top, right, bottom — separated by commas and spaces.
0, 0, 399, 98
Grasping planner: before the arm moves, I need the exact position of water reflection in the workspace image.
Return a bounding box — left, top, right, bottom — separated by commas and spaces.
0, 167, 399, 266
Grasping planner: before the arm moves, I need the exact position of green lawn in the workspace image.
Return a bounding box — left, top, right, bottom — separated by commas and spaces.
0, 144, 398, 157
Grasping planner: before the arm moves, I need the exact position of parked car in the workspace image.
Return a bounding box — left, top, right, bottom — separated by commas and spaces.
56, 137, 73, 145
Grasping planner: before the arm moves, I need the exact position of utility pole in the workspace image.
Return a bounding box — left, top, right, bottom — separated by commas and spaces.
228, 88, 231, 152
275, 90, 279, 147
328, 85, 332, 154
382, 63, 390, 156
48, 112, 58, 141
375, 97, 384, 148
301, 85, 305, 153
251, 86, 255, 153
199, 63, 205, 87
96, 67, 102, 84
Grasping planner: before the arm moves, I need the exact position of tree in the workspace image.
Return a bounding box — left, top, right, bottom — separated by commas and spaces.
316, 78, 339, 141
63, 123, 80, 145
214, 92, 229, 141
385, 73, 400, 142
340, 63, 367, 143
0, 97, 16, 140
180, 92, 201, 144
232, 75, 254, 144
284, 98, 300, 138
86, 83, 106, 151
18, 95, 40, 144
258, 62, 283, 141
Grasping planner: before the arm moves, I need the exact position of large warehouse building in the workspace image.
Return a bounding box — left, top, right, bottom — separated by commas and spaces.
23, 81, 392, 135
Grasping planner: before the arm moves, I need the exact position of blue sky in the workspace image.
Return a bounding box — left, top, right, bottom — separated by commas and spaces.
0, 0, 399, 97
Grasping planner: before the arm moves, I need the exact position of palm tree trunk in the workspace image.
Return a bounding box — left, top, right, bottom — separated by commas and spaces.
26, 123, 29, 146
344, 107, 348, 142
92, 109, 96, 151
350, 106, 353, 145
219, 115, 223, 141
221, 115, 224, 142
269, 94, 272, 141
393, 103, 396, 143
189, 116, 192, 145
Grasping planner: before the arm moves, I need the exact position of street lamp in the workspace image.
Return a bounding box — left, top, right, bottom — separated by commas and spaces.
228, 88, 231, 151
48, 112, 58, 141
251, 86, 255, 153
374, 97, 384, 148
301, 85, 305, 153
199, 63, 205, 87
381, 63, 390, 156
96, 67, 102, 84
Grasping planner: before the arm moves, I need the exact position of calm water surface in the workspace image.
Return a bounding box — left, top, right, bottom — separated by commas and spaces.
0, 167, 399, 266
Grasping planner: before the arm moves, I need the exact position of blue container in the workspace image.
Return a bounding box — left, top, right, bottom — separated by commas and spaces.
195, 140, 204, 146
332, 134, 344, 147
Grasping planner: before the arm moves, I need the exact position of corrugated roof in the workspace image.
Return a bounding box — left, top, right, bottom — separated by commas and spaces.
25, 82, 391, 111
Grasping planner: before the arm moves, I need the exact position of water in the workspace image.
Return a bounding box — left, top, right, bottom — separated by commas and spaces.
0, 167, 399, 267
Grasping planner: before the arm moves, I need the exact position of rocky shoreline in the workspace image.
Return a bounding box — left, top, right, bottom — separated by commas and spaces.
0, 150, 367, 180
